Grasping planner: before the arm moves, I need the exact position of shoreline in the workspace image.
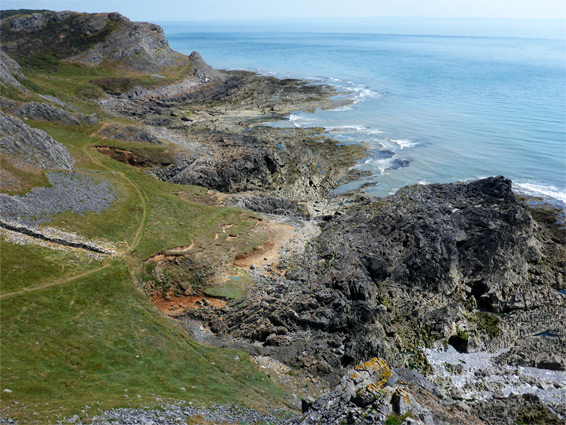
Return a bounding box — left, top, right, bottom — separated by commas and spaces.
168, 31, 565, 208
1, 10, 565, 424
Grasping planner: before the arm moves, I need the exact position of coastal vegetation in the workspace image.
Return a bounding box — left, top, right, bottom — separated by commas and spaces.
1, 9, 564, 425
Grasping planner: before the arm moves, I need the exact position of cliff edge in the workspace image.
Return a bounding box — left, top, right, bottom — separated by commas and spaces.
0, 10, 190, 72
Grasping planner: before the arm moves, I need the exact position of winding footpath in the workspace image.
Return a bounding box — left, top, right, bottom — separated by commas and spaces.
0, 142, 149, 300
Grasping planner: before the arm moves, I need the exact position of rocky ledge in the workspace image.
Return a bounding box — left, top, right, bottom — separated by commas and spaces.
1, 10, 564, 424
190, 176, 565, 424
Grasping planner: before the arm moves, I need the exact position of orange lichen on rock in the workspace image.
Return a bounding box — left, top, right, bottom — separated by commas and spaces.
354, 357, 392, 389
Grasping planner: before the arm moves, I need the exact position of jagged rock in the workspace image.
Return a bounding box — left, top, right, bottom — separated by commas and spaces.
299, 358, 431, 425
0, 99, 98, 125
68, 14, 188, 72
494, 334, 566, 370
97, 123, 162, 144
1, 11, 189, 73
188, 51, 219, 82
0, 111, 74, 170
206, 177, 564, 385
473, 394, 564, 425
0, 50, 25, 89
228, 194, 306, 217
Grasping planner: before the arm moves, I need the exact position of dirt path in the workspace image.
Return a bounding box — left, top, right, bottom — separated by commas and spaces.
0, 263, 112, 300
82, 141, 148, 252
0, 143, 149, 301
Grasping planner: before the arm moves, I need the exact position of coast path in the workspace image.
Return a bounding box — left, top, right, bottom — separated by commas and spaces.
0, 142, 149, 300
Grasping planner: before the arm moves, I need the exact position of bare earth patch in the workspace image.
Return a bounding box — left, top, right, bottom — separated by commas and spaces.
151, 292, 227, 317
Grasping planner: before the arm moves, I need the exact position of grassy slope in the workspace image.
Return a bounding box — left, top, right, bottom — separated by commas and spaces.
0, 62, 287, 422
0, 241, 103, 293
1, 262, 286, 422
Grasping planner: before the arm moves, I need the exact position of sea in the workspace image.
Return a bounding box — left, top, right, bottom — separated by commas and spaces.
161, 19, 566, 207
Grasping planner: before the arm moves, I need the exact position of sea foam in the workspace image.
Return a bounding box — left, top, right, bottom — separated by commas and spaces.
514, 182, 566, 206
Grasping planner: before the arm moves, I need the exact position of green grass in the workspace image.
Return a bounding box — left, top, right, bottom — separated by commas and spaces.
474, 311, 500, 338
385, 412, 414, 425
0, 54, 289, 423
0, 240, 102, 293
0, 156, 50, 195
21, 121, 265, 259
16, 59, 191, 118
0, 262, 289, 423
204, 273, 252, 300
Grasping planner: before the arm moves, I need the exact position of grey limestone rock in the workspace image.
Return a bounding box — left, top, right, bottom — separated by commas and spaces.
0, 99, 98, 125
0, 171, 116, 225
97, 123, 162, 144
205, 177, 564, 393
0, 111, 74, 170
299, 358, 432, 425
0, 51, 25, 90
66, 14, 188, 72
1, 11, 190, 73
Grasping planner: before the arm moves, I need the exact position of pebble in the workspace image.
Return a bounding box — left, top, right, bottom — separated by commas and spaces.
0, 171, 116, 225
88, 403, 294, 424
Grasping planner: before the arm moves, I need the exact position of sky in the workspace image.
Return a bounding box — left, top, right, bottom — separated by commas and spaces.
2, 0, 566, 21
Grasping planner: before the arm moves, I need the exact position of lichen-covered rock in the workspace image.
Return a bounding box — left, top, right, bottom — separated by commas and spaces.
0, 110, 74, 170
299, 358, 430, 425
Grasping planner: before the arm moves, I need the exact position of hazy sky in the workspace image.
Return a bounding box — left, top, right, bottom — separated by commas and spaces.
2, 0, 566, 21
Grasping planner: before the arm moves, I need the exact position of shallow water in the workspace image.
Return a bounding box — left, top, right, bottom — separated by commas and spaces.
163, 22, 566, 207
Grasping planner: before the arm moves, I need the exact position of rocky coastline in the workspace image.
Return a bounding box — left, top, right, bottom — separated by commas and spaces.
1, 9, 565, 425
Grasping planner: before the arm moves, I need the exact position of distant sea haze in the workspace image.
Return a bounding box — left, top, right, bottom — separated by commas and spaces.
163, 19, 566, 207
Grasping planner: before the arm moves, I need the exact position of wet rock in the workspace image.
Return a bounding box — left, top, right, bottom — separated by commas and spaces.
389, 158, 410, 170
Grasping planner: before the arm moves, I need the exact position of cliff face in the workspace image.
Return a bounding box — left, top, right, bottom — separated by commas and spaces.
0, 110, 74, 170
0, 50, 26, 89
0, 10, 189, 72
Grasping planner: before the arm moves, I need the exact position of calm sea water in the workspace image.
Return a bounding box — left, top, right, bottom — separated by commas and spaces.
162, 21, 566, 206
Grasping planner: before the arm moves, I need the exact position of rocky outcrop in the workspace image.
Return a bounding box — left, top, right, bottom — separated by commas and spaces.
201, 177, 565, 383
473, 394, 564, 425
494, 334, 566, 370
0, 98, 98, 125
67, 14, 188, 72
0, 111, 74, 170
299, 358, 479, 425
0, 50, 25, 89
1, 11, 189, 73
97, 123, 162, 144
